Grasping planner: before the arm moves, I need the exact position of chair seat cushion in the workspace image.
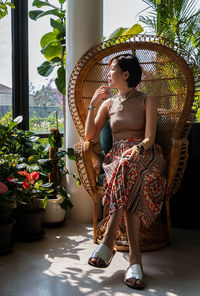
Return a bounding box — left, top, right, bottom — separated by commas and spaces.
100, 121, 113, 164
99, 121, 112, 187
98, 173, 105, 187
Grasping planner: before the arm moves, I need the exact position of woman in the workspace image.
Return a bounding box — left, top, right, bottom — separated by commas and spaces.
85, 54, 166, 290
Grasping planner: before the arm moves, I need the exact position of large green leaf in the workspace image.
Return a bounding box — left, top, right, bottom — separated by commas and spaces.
55, 67, 65, 95
122, 24, 143, 36
40, 32, 58, 47
58, 0, 66, 4
6, 2, 15, 9
0, 9, 7, 20
50, 18, 65, 33
37, 61, 54, 77
107, 27, 127, 40
42, 43, 63, 60
50, 57, 62, 64
29, 10, 44, 20
32, 0, 53, 8
29, 9, 61, 20
41, 41, 57, 54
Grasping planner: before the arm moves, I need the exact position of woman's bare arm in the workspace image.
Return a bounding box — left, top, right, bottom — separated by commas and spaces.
85, 99, 110, 141
141, 95, 157, 151
85, 85, 111, 140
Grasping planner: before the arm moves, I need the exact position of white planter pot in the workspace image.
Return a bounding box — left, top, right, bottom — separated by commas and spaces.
38, 198, 66, 224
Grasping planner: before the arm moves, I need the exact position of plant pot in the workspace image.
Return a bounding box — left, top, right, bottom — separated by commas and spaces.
14, 209, 45, 242
38, 197, 66, 226
0, 217, 15, 255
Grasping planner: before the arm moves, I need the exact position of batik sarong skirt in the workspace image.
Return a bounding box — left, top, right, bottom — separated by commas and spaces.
102, 137, 167, 228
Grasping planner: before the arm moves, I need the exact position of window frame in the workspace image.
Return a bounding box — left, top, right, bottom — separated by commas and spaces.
11, 0, 29, 130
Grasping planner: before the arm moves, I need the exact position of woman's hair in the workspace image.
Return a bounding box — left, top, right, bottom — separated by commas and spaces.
108, 54, 142, 87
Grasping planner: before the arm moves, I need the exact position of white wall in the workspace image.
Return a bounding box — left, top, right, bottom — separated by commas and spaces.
65, 0, 103, 223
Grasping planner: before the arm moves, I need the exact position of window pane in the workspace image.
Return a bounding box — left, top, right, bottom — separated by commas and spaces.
0, 12, 12, 120
28, 0, 64, 134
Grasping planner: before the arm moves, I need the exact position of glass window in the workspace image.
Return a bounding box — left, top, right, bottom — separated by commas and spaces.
0, 11, 12, 120
28, 0, 64, 134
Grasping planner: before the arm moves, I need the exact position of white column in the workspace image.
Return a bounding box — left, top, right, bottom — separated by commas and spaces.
65, 0, 103, 223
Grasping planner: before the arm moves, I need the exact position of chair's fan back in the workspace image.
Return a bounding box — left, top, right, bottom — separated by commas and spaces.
68, 35, 198, 157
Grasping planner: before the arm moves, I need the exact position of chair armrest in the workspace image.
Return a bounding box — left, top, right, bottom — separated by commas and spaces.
83, 141, 99, 190
74, 141, 100, 200
166, 137, 189, 199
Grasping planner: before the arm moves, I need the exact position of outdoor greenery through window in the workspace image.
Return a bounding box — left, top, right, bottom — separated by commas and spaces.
28, 0, 64, 135
0, 6, 12, 120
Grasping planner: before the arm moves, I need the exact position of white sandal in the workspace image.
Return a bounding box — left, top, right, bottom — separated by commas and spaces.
88, 244, 116, 268
124, 264, 145, 289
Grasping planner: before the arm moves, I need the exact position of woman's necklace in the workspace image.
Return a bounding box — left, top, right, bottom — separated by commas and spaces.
116, 96, 124, 111
116, 88, 137, 112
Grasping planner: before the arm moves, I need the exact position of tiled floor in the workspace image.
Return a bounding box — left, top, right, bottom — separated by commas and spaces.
0, 220, 200, 296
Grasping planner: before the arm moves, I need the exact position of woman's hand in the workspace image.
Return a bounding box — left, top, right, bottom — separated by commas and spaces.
122, 146, 140, 160
90, 85, 111, 107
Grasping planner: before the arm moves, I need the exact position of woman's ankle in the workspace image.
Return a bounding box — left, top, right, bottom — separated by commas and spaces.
101, 236, 115, 250
129, 254, 142, 266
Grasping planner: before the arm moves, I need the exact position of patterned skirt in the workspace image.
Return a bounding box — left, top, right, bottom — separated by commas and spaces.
102, 137, 167, 228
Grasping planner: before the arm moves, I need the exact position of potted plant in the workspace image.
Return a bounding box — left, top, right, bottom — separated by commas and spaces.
12, 169, 53, 241
0, 181, 16, 255
37, 124, 81, 225
0, 152, 20, 254
0, 114, 51, 241
0, 113, 79, 231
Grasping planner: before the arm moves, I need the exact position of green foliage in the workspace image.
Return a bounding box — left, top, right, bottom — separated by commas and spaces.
105, 24, 144, 43
139, 0, 200, 121
29, 0, 66, 95
0, 113, 79, 213
30, 81, 63, 107
48, 129, 62, 148
14, 170, 54, 212
139, 0, 200, 66
30, 111, 64, 134
0, 0, 15, 20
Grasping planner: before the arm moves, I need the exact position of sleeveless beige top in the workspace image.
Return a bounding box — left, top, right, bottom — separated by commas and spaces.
108, 89, 146, 141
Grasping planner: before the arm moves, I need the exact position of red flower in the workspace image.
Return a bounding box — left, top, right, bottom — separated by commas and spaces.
28, 172, 39, 184
0, 182, 8, 194
18, 171, 28, 176
22, 181, 30, 189
7, 177, 15, 184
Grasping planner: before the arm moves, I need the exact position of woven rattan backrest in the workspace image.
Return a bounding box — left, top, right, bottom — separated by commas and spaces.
68, 35, 198, 158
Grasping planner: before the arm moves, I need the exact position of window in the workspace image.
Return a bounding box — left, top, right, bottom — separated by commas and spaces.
0, 9, 12, 119
0, 1, 64, 135
28, 0, 64, 135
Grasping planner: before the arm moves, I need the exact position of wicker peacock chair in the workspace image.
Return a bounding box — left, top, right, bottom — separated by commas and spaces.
68, 34, 200, 251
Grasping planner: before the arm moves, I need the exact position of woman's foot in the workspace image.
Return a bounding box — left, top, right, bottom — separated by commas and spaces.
124, 264, 145, 290
88, 244, 116, 268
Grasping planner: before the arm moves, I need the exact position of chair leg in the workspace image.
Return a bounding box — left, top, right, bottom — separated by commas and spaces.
93, 198, 98, 244
165, 199, 171, 241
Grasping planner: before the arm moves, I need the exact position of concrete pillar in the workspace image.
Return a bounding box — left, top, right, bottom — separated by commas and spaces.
65, 0, 103, 223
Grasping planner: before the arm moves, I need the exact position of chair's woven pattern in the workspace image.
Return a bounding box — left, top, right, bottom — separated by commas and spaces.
68, 34, 200, 251
167, 138, 189, 198
68, 34, 199, 141
96, 216, 168, 251
74, 142, 93, 197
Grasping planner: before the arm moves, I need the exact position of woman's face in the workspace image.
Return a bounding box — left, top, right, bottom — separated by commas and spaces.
107, 59, 124, 89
